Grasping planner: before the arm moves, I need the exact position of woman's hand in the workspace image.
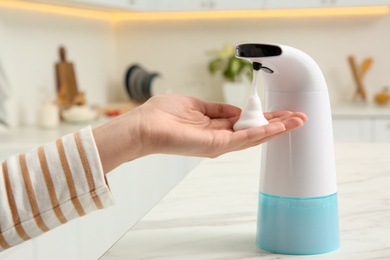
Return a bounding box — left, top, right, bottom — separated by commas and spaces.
93, 94, 307, 173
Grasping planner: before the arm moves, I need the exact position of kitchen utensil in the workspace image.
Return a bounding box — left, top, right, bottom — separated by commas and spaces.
131, 67, 144, 101
142, 73, 159, 100
125, 65, 159, 102
56, 46, 79, 106
348, 55, 373, 102
235, 43, 339, 254
125, 64, 139, 100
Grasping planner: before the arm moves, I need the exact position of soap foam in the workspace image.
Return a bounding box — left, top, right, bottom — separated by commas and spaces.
233, 70, 269, 131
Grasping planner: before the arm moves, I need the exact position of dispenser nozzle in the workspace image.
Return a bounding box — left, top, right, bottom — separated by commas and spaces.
252, 62, 274, 74
253, 62, 262, 71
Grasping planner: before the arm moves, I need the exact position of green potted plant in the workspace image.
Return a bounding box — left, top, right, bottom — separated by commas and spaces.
208, 43, 252, 82
207, 44, 252, 106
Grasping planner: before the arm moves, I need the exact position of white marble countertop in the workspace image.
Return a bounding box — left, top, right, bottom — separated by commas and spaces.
0, 119, 108, 146
102, 143, 390, 259
0, 102, 388, 149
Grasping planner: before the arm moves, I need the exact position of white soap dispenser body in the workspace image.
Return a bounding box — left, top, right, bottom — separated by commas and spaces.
235, 43, 339, 254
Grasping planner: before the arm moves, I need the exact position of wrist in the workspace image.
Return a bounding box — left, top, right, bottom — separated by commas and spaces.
92, 110, 143, 174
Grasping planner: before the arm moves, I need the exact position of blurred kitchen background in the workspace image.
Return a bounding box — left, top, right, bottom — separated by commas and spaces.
0, 1, 389, 142
1, 2, 390, 260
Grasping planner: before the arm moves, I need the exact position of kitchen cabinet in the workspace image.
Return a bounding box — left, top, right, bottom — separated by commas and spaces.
332, 117, 373, 142
264, 0, 390, 9
99, 0, 152, 10
29, 0, 152, 11
153, 0, 210, 12
155, 0, 388, 11
332, 104, 390, 143
264, 0, 331, 9
333, 0, 390, 7
154, 0, 264, 12
374, 119, 390, 142
26, 0, 389, 12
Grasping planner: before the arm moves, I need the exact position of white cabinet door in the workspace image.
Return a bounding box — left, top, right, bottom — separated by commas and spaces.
99, 0, 152, 11
155, 0, 213, 11
155, 0, 264, 12
26, 0, 390, 11
264, 0, 325, 9
264, 0, 390, 9
374, 119, 390, 143
332, 117, 373, 142
29, 0, 152, 11
214, 0, 265, 10
333, 0, 390, 7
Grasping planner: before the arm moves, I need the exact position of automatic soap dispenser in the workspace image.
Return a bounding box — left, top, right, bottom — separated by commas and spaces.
235, 43, 339, 255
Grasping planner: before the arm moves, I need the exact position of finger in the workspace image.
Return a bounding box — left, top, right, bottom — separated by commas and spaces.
264, 110, 292, 120
282, 117, 305, 130
195, 98, 242, 119
260, 117, 305, 143
229, 121, 286, 149
229, 116, 305, 150
265, 111, 308, 122
268, 112, 308, 123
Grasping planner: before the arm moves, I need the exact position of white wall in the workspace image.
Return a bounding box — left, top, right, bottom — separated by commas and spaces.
116, 15, 390, 104
1, 5, 390, 126
0, 7, 117, 126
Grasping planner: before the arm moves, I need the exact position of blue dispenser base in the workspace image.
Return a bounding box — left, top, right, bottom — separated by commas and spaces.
256, 192, 339, 255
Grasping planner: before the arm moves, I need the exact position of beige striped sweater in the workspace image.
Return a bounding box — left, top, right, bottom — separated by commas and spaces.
0, 126, 114, 251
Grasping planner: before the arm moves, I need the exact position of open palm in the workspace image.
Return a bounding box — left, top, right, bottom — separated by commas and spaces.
132, 94, 307, 158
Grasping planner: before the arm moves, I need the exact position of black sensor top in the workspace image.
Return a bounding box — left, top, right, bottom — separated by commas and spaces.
235, 44, 282, 58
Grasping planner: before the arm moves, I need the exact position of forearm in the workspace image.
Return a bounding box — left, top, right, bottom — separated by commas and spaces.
92, 109, 145, 174
0, 127, 113, 251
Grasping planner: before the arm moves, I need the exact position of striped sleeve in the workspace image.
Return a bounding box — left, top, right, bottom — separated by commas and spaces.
0, 126, 114, 251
